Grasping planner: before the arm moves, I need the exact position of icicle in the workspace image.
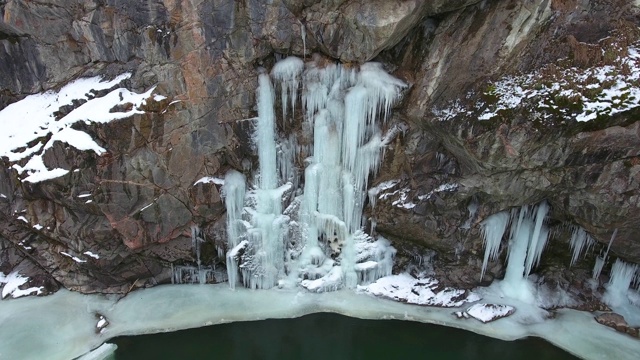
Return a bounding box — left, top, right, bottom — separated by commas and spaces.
604, 259, 639, 307
480, 212, 510, 280
256, 73, 278, 190
271, 57, 304, 125
499, 202, 551, 304
569, 226, 595, 267
300, 20, 307, 59
593, 256, 606, 280
593, 229, 617, 280
524, 201, 550, 277
222, 170, 246, 248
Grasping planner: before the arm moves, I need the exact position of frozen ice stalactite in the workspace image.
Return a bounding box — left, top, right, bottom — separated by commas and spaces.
603, 259, 639, 308
593, 229, 617, 280
293, 57, 404, 290
222, 170, 247, 289
272, 56, 304, 125
221, 56, 403, 291
256, 73, 279, 190
498, 202, 550, 304
480, 212, 510, 281
569, 226, 594, 267
233, 72, 293, 290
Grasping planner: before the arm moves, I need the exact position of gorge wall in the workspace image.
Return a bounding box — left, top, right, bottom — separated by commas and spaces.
1, 0, 639, 297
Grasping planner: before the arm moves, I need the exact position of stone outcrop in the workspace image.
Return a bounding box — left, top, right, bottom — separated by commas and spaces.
0, 0, 639, 295
595, 312, 640, 338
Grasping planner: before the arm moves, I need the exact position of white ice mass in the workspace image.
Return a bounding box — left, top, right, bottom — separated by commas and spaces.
221, 56, 405, 291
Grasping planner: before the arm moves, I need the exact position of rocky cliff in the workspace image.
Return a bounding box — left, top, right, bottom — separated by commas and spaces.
1, 0, 639, 297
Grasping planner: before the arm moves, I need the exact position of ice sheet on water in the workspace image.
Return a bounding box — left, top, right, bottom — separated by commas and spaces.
4, 284, 640, 360
77, 343, 117, 360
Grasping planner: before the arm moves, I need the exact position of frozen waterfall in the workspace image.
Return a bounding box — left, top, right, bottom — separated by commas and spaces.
221, 56, 405, 291
480, 202, 551, 304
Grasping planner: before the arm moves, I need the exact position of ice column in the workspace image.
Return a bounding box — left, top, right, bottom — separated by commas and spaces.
242, 73, 292, 290
501, 202, 550, 303
299, 60, 405, 289
223, 170, 246, 289
225, 57, 404, 291
604, 259, 639, 307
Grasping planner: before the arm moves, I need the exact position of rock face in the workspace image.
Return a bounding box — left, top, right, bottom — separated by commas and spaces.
595, 312, 639, 338
0, 0, 640, 295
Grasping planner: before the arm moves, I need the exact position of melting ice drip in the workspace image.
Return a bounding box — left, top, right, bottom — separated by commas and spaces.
480, 202, 551, 303
223, 56, 405, 291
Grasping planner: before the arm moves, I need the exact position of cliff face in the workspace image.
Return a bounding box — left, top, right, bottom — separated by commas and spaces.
0, 0, 639, 295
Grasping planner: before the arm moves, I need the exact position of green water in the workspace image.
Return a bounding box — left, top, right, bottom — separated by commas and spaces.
112, 313, 578, 360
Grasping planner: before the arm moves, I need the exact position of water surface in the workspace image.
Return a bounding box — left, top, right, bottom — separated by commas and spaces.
113, 313, 578, 360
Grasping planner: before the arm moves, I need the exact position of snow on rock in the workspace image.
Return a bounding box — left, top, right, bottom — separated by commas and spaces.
96, 315, 109, 334
0, 271, 43, 299
194, 176, 225, 186
359, 273, 481, 307
0, 73, 163, 183
373, 181, 459, 210
84, 251, 100, 260
60, 252, 87, 263
417, 183, 459, 201
464, 303, 515, 323
435, 44, 640, 123
301, 266, 344, 292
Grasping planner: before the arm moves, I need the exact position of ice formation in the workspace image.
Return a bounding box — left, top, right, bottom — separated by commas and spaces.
604, 259, 639, 308
480, 212, 510, 280
593, 229, 617, 280
479, 202, 551, 304
568, 226, 594, 267
220, 56, 405, 291
172, 226, 218, 284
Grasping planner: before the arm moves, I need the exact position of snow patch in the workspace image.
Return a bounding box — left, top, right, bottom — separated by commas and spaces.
83, 251, 100, 260
194, 176, 225, 186
0, 271, 43, 299
0, 73, 162, 183
60, 252, 87, 263
359, 273, 480, 307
